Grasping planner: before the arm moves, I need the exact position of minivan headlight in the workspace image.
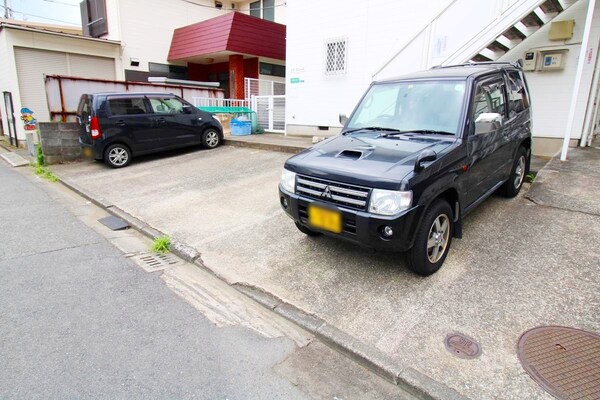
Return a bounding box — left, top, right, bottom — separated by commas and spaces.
212, 115, 222, 126
280, 169, 296, 193
368, 189, 412, 215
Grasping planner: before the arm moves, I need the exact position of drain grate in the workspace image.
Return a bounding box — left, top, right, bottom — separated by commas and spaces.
517, 326, 600, 400
130, 252, 182, 272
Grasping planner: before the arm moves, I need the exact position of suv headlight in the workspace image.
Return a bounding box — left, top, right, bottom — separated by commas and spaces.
368, 189, 412, 215
280, 169, 296, 193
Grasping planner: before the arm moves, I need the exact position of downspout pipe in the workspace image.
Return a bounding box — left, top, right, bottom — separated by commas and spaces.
561, 0, 596, 161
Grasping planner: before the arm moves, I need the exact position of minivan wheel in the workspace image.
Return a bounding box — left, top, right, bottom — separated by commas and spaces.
406, 199, 453, 276
104, 144, 131, 168
295, 222, 322, 237
500, 147, 528, 198
202, 129, 221, 149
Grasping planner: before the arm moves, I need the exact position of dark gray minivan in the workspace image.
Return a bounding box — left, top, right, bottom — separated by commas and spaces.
77, 92, 223, 168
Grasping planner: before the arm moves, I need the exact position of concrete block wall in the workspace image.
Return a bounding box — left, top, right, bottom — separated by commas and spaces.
38, 122, 81, 164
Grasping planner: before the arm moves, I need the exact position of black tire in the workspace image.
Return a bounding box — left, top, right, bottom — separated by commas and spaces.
295, 222, 322, 237
499, 147, 528, 198
406, 199, 453, 276
202, 128, 221, 149
104, 143, 131, 168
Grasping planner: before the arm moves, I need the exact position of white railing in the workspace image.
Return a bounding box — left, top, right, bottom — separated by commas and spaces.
244, 78, 285, 100
192, 97, 250, 108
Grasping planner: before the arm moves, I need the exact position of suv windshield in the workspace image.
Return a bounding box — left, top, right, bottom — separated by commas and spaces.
346, 80, 467, 135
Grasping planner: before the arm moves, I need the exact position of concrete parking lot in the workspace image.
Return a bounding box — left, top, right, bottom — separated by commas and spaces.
52, 145, 600, 399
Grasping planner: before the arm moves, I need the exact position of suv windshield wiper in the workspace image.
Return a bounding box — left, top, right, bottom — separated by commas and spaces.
342, 127, 403, 135
382, 129, 455, 137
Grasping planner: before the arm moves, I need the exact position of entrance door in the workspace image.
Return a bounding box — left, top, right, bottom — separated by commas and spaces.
3, 92, 18, 146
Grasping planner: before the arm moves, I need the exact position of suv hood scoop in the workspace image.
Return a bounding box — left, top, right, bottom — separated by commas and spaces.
336, 149, 368, 160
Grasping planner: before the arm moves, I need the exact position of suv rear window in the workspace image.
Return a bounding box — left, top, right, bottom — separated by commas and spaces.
107, 97, 148, 116
507, 71, 530, 115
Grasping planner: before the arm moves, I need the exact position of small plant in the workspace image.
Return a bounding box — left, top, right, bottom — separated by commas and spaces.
36, 145, 44, 166
525, 173, 536, 183
151, 236, 171, 254
34, 164, 59, 182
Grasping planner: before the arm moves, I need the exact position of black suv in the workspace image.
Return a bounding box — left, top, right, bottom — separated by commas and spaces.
279, 62, 531, 276
77, 92, 223, 168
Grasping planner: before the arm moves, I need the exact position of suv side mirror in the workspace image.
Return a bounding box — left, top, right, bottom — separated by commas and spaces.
474, 112, 503, 134
339, 113, 348, 125
414, 149, 437, 172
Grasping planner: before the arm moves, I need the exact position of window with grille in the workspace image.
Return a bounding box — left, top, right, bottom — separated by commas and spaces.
324, 38, 347, 75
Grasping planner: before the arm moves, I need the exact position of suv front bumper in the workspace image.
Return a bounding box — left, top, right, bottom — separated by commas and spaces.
279, 187, 421, 252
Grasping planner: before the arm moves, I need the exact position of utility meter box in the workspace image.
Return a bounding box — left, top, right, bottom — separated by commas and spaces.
541, 51, 566, 70
523, 51, 537, 71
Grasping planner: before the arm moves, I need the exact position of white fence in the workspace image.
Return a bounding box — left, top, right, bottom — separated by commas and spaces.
192, 97, 250, 108
244, 78, 285, 99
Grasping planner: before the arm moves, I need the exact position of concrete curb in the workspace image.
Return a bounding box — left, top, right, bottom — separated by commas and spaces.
223, 138, 307, 154
55, 173, 467, 400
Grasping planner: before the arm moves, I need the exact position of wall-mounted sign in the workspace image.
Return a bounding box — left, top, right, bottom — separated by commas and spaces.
290, 77, 305, 84
20, 108, 37, 131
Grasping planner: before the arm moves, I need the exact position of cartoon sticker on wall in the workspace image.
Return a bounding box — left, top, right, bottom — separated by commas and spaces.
20, 108, 37, 131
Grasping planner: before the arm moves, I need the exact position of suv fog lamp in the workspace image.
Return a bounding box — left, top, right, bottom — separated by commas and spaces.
382, 225, 394, 238
281, 196, 289, 208
368, 189, 412, 216
280, 169, 296, 193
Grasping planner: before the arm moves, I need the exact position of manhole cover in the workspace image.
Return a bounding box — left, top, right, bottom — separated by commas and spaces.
444, 333, 481, 359
130, 252, 182, 272
517, 326, 600, 400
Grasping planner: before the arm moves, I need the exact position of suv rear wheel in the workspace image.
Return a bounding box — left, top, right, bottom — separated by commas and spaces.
500, 147, 528, 198
406, 199, 453, 276
104, 143, 131, 168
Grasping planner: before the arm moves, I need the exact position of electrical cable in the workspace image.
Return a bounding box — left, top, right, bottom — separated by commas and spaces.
0, 5, 78, 25
178, 0, 286, 13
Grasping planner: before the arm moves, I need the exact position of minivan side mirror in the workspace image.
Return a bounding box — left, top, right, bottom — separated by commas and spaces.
414, 149, 437, 172
339, 113, 348, 125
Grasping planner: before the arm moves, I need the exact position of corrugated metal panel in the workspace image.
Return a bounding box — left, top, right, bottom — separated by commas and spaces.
15, 47, 68, 122
45, 75, 225, 122
168, 12, 285, 62
69, 53, 115, 80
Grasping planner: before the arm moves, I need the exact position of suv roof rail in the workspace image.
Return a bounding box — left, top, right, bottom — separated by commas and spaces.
431, 60, 523, 70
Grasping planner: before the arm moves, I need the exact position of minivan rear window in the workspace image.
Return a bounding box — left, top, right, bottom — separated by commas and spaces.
107, 97, 148, 116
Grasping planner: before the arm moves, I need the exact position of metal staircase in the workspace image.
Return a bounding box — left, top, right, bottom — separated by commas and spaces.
445, 0, 580, 64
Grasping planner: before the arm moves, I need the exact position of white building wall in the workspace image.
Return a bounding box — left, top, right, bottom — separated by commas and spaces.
285, 0, 454, 135
105, 0, 234, 74
286, 0, 600, 156
499, 0, 600, 149
0, 28, 121, 142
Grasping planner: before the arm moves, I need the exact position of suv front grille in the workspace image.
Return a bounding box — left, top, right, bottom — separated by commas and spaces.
296, 175, 371, 211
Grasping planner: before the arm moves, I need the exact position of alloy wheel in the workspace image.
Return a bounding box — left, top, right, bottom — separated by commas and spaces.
205, 131, 219, 148
108, 147, 128, 166
427, 214, 450, 263
514, 155, 526, 189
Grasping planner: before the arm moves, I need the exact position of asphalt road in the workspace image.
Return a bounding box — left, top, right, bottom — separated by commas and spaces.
0, 160, 413, 400
0, 163, 312, 399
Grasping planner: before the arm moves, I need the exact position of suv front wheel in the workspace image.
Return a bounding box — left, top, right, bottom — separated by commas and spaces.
406, 199, 453, 276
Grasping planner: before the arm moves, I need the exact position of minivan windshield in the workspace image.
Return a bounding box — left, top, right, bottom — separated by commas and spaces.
346, 80, 467, 136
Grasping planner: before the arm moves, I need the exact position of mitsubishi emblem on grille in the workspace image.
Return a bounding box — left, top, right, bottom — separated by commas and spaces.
321, 185, 333, 199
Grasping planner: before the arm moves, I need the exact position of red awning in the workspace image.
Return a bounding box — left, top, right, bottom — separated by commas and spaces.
168, 12, 285, 62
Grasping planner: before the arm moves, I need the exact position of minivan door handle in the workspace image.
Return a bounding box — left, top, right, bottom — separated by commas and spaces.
116, 120, 126, 127
156, 117, 166, 125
